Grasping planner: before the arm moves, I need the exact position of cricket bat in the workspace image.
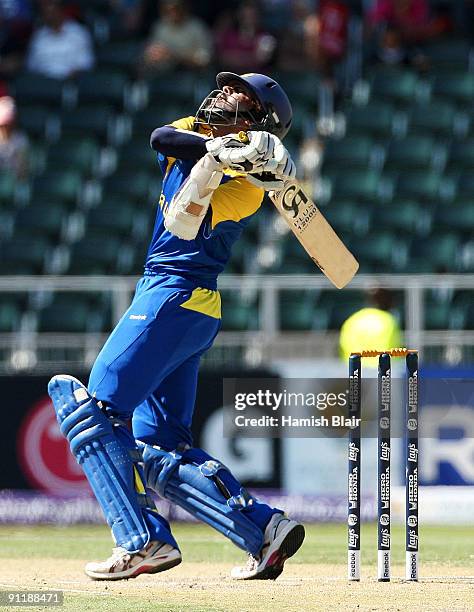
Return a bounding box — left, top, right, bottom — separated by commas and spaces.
235, 132, 359, 288
269, 181, 359, 289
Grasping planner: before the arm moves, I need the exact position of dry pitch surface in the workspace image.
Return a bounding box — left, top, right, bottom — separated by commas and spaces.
0, 524, 472, 612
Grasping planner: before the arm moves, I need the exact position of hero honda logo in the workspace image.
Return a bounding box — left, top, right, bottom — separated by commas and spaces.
17, 395, 90, 494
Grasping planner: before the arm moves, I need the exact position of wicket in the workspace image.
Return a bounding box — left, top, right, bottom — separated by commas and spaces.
347, 348, 419, 582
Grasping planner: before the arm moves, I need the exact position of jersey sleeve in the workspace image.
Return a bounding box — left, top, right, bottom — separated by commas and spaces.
154, 116, 208, 174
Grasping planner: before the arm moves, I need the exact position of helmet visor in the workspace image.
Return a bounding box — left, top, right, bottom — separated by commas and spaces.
195, 89, 265, 129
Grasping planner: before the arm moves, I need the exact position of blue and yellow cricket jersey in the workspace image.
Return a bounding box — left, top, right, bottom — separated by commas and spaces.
144, 117, 264, 290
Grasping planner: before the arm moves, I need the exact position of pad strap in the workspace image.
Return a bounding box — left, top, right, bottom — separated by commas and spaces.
141, 444, 264, 555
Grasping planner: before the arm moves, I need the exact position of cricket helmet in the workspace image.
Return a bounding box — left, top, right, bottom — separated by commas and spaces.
195, 72, 293, 140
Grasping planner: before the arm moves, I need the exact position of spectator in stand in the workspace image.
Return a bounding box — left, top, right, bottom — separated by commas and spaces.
371, 25, 411, 66
26, 0, 94, 80
214, 2, 276, 73
452, 0, 474, 43
107, 0, 143, 37
0, 96, 28, 179
142, 0, 211, 73
367, 0, 447, 64
305, 0, 350, 84
276, 0, 315, 72
0, 0, 33, 80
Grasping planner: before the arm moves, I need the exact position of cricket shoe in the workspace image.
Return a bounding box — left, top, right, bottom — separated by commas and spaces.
85, 541, 181, 580
231, 514, 305, 580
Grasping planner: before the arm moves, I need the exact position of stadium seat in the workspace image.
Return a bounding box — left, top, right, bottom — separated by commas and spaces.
451, 173, 474, 197
85, 203, 138, 239
146, 72, 199, 105
0, 172, 16, 208
60, 105, 115, 144
96, 40, 143, 75
281, 131, 301, 160
0, 236, 49, 273
279, 290, 319, 331
221, 302, 259, 331
407, 102, 460, 138
446, 139, 474, 171
350, 232, 397, 268
37, 295, 105, 333
220, 291, 258, 331
274, 71, 320, 110
321, 136, 373, 172
17, 105, 56, 141
67, 235, 121, 274
131, 106, 191, 138
376, 201, 428, 234
101, 170, 153, 204
289, 103, 317, 140
424, 297, 453, 330
14, 204, 66, 240
75, 70, 129, 110
0, 300, 22, 331
317, 290, 366, 330
344, 101, 397, 140
125, 242, 149, 275
14, 72, 64, 107
434, 203, 474, 235
228, 236, 256, 273
430, 72, 474, 108
398, 259, 437, 273
383, 136, 436, 171
241, 209, 264, 244
457, 303, 474, 328
393, 171, 443, 201
31, 170, 82, 207
115, 138, 159, 173
28, 142, 47, 176
46, 138, 100, 176
325, 201, 370, 235
369, 68, 419, 107
451, 291, 474, 327
422, 39, 471, 71
459, 240, 474, 272
410, 234, 460, 270
325, 169, 381, 202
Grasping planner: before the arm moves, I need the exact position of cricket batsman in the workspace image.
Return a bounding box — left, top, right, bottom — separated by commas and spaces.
48, 72, 304, 581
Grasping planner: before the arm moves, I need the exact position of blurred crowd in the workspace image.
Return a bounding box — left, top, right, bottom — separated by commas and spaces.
1, 0, 473, 82
0, 0, 474, 178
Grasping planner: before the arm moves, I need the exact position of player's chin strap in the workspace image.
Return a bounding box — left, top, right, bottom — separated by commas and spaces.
48, 375, 159, 553
140, 442, 264, 556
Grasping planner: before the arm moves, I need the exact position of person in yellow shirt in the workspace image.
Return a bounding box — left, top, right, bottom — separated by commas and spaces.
339, 288, 402, 367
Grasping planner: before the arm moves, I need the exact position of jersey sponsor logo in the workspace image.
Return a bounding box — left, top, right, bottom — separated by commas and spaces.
17, 396, 90, 494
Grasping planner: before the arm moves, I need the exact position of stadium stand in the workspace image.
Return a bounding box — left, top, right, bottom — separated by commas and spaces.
2, 2, 473, 336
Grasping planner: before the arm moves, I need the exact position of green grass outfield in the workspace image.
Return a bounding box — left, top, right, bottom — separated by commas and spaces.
0, 523, 472, 611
